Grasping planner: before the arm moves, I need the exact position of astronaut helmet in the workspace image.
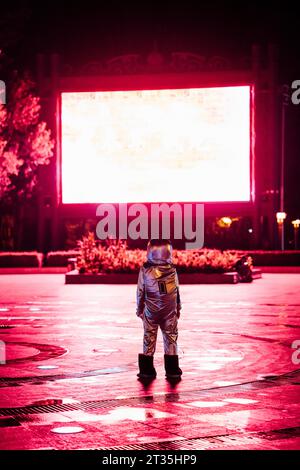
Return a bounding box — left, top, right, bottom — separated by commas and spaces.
146, 239, 172, 265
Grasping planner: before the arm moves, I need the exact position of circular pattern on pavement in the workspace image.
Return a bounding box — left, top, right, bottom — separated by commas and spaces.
2, 342, 68, 364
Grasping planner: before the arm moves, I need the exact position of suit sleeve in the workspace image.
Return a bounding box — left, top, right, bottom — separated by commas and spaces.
136, 267, 145, 317
175, 270, 182, 310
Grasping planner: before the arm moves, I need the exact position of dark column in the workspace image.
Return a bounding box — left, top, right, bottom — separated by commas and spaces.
36, 53, 46, 252
252, 44, 280, 249
50, 53, 60, 250
267, 44, 279, 248
251, 44, 260, 248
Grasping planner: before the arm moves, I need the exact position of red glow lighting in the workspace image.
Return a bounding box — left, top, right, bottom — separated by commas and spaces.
61, 86, 251, 203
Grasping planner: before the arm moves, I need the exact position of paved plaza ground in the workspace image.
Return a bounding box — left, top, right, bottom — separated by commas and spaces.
0, 273, 299, 450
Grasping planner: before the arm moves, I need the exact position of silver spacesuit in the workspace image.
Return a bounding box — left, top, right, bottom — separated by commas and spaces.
136, 240, 182, 356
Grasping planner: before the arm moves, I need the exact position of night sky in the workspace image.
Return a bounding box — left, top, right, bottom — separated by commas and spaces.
2, 1, 299, 75
1, 1, 300, 217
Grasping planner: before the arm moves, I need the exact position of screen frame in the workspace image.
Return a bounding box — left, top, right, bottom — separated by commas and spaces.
56, 71, 255, 212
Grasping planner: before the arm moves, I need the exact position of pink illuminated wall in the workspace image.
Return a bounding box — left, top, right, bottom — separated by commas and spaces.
61, 86, 251, 203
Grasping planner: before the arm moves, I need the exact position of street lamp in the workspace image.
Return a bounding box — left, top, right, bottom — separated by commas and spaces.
219, 217, 233, 228
217, 217, 233, 249
276, 212, 287, 250
292, 219, 300, 250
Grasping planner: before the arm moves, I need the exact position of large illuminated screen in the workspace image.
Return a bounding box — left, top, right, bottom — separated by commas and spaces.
61, 86, 251, 203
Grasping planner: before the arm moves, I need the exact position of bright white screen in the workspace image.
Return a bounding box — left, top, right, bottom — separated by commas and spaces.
61, 86, 250, 203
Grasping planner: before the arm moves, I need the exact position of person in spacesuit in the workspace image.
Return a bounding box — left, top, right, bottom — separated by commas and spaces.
136, 239, 182, 380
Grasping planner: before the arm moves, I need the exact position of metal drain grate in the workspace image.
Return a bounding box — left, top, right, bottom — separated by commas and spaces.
96, 429, 300, 451
0, 367, 127, 388
258, 427, 300, 440
96, 434, 268, 451
0, 399, 121, 416
1, 367, 300, 394
1, 368, 300, 416
0, 417, 21, 427
0, 393, 188, 416
96, 438, 212, 451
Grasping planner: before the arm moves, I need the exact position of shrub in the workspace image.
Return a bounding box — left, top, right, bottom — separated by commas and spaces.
46, 250, 80, 267
76, 234, 146, 274
0, 251, 43, 267
75, 233, 240, 274
173, 248, 239, 273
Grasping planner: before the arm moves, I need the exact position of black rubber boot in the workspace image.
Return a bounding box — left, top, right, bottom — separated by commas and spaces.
164, 354, 182, 379
137, 354, 157, 379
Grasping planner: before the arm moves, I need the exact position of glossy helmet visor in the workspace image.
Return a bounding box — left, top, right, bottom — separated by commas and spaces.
146, 239, 172, 265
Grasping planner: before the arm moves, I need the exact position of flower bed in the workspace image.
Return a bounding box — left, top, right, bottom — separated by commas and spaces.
75, 234, 241, 274
44, 247, 300, 269
173, 249, 239, 274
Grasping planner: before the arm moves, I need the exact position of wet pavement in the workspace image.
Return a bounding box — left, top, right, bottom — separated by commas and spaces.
0, 273, 299, 450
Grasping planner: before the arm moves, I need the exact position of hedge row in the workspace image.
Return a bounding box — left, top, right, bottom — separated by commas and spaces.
45, 251, 79, 267
232, 250, 300, 266
0, 252, 43, 267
